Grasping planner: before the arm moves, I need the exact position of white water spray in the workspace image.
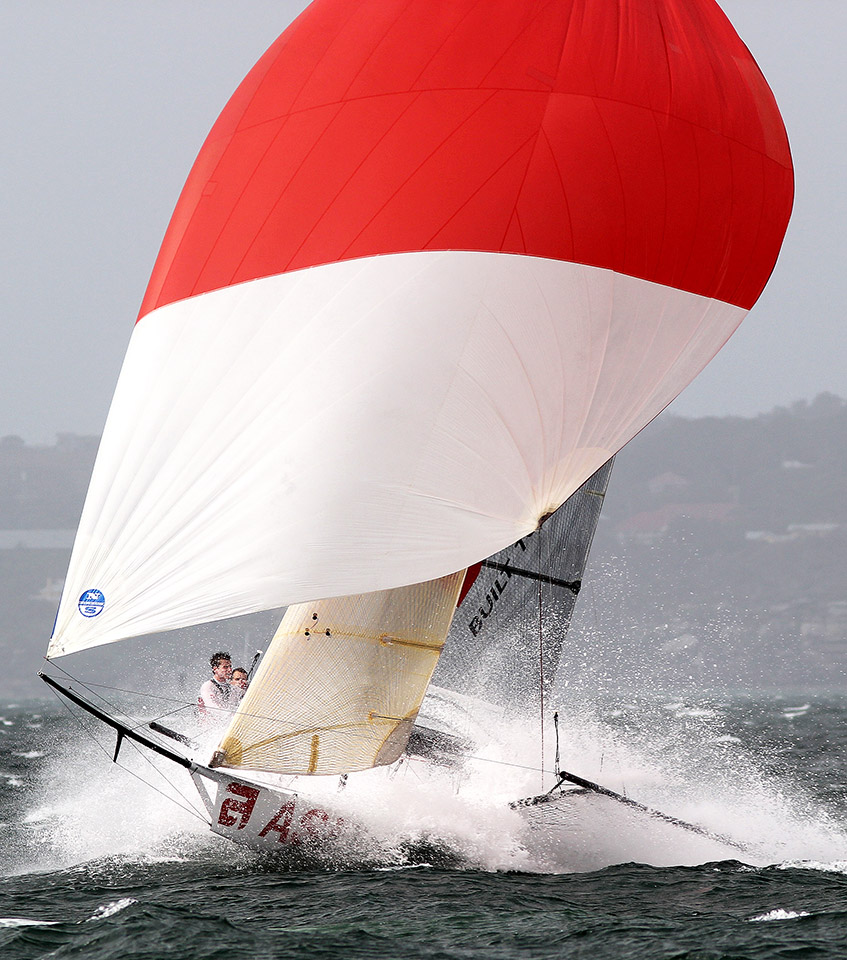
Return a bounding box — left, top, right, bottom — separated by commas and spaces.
16, 694, 847, 876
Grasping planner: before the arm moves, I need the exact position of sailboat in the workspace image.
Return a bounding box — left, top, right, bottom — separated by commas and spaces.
41, 0, 793, 863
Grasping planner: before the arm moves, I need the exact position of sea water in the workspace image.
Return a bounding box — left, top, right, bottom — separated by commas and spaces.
3, 693, 847, 959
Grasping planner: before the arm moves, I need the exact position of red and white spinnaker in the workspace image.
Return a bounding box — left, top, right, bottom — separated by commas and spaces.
49, 0, 793, 656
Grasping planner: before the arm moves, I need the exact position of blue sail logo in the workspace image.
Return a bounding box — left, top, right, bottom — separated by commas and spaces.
78, 589, 105, 618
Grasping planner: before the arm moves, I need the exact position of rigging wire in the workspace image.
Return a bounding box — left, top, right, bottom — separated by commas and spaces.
43, 658, 233, 745
53, 672, 559, 787
538, 576, 544, 792
554, 711, 560, 772
41, 660, 213, 822
119, 735, 211, 824
42, 659, 567, 788
45, 657, 164, 724
45, 664, 564, 778
55, 677, 195, 708
43, 657, 198, 729
51, 689, 209, 825
44, 684, 211, 827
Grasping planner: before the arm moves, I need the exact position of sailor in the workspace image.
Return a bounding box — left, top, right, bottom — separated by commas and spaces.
230, 667, 249, 701
198, 650, 233, 721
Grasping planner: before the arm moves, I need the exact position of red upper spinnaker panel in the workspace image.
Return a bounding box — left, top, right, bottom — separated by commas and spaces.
138, 0, 793, 322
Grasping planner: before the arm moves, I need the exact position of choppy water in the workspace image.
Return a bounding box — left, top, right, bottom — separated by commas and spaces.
3, 694, 847, 959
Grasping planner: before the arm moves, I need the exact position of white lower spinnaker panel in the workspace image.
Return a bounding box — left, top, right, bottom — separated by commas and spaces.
47, 252, 745, 659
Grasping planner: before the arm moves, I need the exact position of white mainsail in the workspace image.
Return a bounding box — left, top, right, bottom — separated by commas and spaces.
434, 459, 616, 715
213, 571, 466, 775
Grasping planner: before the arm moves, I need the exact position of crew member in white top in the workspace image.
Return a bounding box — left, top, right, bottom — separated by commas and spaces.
198, 650, 233, 721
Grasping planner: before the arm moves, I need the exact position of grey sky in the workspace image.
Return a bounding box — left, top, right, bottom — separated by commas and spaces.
3, 0, 844, 444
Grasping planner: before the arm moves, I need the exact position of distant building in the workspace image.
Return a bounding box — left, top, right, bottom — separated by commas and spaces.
647, 471, 689, 496
745, 530, 797, 543
616, 503, 735, 542
744, 524, 839, 543
32, 578, 64, 604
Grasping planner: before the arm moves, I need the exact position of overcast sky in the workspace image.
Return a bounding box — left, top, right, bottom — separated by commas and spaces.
3, 0, 844, 444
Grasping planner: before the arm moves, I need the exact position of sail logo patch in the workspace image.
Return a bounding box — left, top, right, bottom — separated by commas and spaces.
78, 589, 105, 618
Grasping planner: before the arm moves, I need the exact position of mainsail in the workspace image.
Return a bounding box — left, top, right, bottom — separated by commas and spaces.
213, 571, 465, 775
432, 459, 615, 716
45, 0, 793, 667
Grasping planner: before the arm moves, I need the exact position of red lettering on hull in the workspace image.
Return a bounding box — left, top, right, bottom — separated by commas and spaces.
217, 782, 259, 829
259, 800, 296, 842
214, 781, 346, 849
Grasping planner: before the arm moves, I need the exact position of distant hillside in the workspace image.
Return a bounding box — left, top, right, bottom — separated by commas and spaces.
604, 391, 847, 529
575, 393, 847, 694
1, 394, 845, 699
0, 433, 98, 530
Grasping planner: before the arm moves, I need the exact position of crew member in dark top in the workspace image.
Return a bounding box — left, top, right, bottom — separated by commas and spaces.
230, 667, 250, 702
